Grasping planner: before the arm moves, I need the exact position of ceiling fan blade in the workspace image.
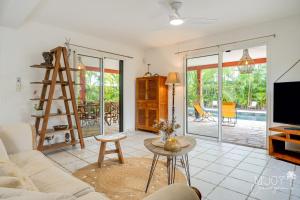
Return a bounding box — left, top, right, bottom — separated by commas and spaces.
185, 17, 218, 24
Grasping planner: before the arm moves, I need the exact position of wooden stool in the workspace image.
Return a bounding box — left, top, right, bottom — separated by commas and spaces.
94, 133, 127, 167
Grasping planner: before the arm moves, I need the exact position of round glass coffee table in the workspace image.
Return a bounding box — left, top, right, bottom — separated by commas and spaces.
144, 136, 196, 193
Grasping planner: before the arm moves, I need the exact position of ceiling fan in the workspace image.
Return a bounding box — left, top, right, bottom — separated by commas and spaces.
159, 0, 217, 26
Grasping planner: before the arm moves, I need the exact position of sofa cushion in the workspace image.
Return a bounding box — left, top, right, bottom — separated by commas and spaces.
10, 150, 94, 198
0, 187, 76, 200
0, 139, 9, 161
0, 123, 34, 154
0, 176, 20, 188
9, 150, 54, 177
0, 160, 38, 191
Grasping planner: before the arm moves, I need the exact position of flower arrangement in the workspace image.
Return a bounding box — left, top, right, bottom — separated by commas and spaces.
153, 120, 180, 143
153, 120, 182, 151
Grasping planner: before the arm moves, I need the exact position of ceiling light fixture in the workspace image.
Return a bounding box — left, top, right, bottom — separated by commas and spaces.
169, 15, 184, 26
238, 49, 255, 74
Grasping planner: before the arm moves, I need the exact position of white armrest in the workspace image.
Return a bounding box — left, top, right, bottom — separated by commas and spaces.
144, 184, 200, 200
0, 123, 35, 154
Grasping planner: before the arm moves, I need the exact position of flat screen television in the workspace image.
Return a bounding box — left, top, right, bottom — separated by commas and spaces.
273, 81, 300, 126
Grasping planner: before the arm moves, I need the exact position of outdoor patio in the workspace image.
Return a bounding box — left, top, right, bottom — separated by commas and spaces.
187, 116, 266, 148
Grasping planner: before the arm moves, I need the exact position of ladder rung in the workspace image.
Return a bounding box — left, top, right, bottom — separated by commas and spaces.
32, 113, 74, 118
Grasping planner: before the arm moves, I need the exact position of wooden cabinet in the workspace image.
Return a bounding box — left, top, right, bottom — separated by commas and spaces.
136, 76, 168, 133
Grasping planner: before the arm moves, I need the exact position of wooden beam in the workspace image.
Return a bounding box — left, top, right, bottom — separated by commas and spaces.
84, 66, 119, 74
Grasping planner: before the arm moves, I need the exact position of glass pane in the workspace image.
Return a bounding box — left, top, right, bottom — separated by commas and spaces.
76, 55, 102, 137
221, 45, 267, 148
186, 55, 219, 138
103, 58, 120, 134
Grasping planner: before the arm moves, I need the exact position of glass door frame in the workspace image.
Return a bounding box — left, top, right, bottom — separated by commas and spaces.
184, 52, 223, 140
75, 53, 124, 136
184, 43, 268, 146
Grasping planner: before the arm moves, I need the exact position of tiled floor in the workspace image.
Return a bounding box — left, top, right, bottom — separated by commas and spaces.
45, 131, 299, 200
188, 117, 266, 148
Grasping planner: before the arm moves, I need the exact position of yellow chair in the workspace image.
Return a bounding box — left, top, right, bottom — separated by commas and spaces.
222, 102, 237, 126
193, 103, 215, 121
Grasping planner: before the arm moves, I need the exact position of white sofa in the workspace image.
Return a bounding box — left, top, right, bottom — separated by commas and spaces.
0, 123, 200, 200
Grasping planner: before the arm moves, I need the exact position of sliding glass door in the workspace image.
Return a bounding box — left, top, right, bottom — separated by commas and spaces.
103, 58, 123, 134
186, 54, 219, 138
221, 46, 267, 148
185, 45, 267, 148
75, 55, 123, 137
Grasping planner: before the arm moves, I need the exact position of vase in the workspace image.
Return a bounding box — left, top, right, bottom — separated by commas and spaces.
164, 137, 181, 152
160, 131, 169, 144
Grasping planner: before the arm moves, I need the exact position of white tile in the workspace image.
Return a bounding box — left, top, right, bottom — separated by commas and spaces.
237, 162, 265, 174
236, 146, 254, 151
250, 185, 290, 200
266, 158, 295, 171
206, 149, 224, 156
214, 157, 240, 167
194, 170, 226, 185
223, 153, 245, 161
189, 166, 202, 176
47, 151, 81, 165
220, 177, 254, 195
291, 185, 300, 197
206, 163, 234, 175
197, 154, 220, 162
67, 148, 97, 159
243, 157, 268, 167
207, 187, 247, 200
248, 152, 270, 160
63, 160, 89, 173
252, 148, 268, 154
190, 158, 212, 168
191, 178, 216, 198
230, 149, 251, 156
291, 195, 300, 200
229, 169, 260, 183
262, 167, 291, 178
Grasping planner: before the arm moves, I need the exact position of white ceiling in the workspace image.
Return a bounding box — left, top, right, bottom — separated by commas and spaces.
2, 0, 300, 49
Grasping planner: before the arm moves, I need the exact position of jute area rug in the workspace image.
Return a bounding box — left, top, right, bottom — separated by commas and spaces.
73, 157, 186, 200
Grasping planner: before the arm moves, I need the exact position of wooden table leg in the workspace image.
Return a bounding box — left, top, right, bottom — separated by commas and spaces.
115, 140, 124, 164
98, 142, 106, 168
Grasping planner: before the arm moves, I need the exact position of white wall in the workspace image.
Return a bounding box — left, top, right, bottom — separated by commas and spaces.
145, 15, 300, 135
0, 22, 144, 131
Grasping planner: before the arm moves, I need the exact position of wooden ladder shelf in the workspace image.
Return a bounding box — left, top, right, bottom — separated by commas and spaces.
31, 46, 85, 151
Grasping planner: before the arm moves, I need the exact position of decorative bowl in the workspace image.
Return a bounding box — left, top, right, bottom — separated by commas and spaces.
53, 125, 68, 131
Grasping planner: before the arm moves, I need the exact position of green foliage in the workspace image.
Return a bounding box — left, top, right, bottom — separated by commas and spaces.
187, 64, 267, 109
80, 71, 119, 102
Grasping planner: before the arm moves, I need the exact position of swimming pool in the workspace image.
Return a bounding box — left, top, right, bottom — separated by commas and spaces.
187, 107, 266, 121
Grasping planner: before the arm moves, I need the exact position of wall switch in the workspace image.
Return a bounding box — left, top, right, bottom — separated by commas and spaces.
16, 77, 22, 92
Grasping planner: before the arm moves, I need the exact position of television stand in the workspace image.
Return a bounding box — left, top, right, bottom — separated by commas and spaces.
269, 126, 300, 164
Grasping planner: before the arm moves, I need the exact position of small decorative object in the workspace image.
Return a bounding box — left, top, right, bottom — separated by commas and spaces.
41, 52, 53, 65
57, 108, 63, 114
153, 120, 180, 144
164, 137, 182, 152
143, 64, 152, 77
152, 73, 159, 76
45, 135, 54, 145
65, 133, 70, 143
58, 96, 66, 100
53, 125, 68, 131
34, 104, 44, 116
